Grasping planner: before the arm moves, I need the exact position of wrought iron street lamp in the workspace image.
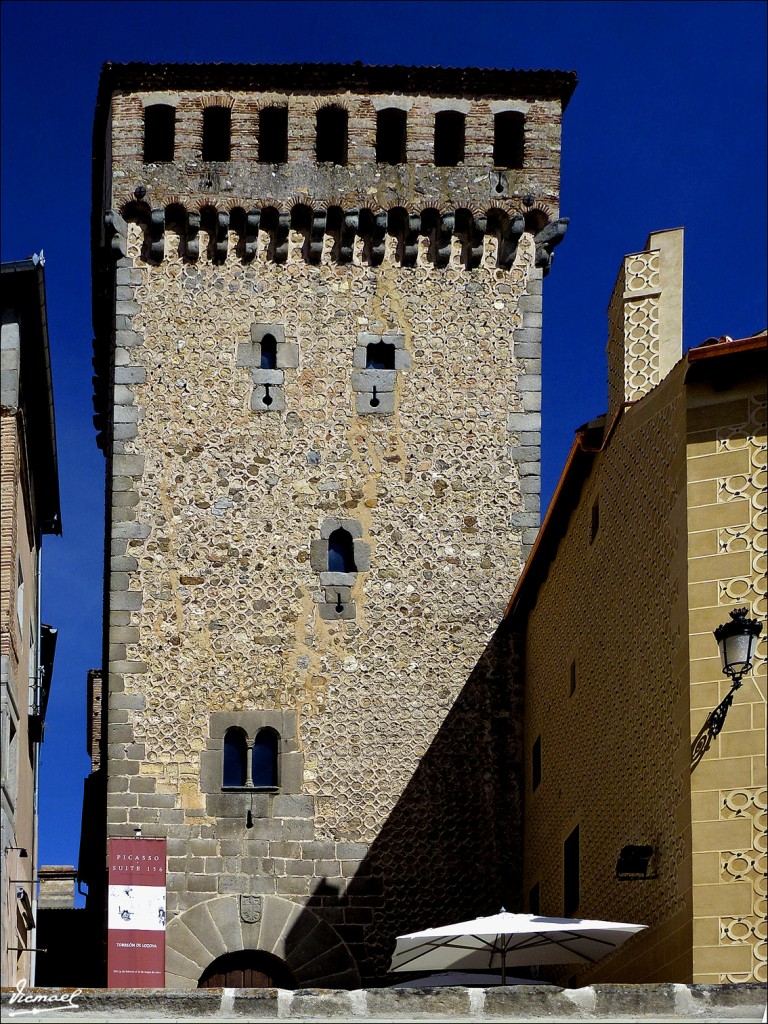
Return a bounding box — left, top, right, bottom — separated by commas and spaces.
710, 608, 763, 736
714, 607, 762, 685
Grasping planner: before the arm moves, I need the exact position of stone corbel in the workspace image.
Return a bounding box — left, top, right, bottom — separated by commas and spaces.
468, 214, 486, 269
499, 213, 525, 268
212, 210, 229, 262
369, 212, 387, 265
243, 210, 261, 262
273, 211, 290, 263
186, 211, 200, 260
307, 211, 327, 263
535, 217, 569, 274
401, 214, 421, 267
435, 213, 455, 267
104, 211, 128, 259
340, 209, 359, 263
149, 208, 165, 263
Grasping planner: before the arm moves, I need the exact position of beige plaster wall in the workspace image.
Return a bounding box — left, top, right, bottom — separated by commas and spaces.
1, 413, 39, 987
522, 364, 693, 984
686, 375, 767, 984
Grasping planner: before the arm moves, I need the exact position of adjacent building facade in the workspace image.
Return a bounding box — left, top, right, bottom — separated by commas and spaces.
1, 257, 61, 986
507, 228, 766, 985
83, 62, 577, 986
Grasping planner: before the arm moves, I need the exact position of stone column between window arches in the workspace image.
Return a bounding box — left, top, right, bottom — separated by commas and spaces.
310, 518, 371, 620
200, 710, 305, 822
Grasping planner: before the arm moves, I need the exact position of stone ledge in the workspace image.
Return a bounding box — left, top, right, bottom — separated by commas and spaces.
1, 983, 763, 1020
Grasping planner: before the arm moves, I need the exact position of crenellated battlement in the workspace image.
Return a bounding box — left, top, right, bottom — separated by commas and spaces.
105, 202, 567, 271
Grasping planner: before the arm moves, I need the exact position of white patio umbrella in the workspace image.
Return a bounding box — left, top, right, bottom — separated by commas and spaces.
390, 909, 647, 985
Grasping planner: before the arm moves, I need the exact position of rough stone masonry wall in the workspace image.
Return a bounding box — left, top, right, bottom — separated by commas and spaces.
100, 80, 560, 985
108, 90, 563, 213
106, 222, 541, 982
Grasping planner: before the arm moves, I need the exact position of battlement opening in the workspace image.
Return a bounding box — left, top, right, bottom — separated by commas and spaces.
259, 105, 288, 164
494, 110, 525, 169
376, 108, 407, 165
434, 110, 465, 167
143, 103, 175, 163
316, 104, 348, 165
202, 106, 231, 161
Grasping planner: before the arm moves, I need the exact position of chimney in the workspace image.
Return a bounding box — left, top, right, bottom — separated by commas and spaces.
607, 227, 683, 415
38, 865, 78, 909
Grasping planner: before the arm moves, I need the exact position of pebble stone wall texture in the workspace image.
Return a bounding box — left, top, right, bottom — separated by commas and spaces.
91, 64, 574, 987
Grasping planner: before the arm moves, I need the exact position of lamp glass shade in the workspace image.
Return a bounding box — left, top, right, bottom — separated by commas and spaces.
718, 630, 755, 674
714, 608, 762, 679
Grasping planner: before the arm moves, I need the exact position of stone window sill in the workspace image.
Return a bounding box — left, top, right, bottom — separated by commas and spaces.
221, 786, 279, 793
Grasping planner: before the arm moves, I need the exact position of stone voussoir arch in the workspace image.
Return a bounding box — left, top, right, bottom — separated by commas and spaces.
165, 894, 361, 989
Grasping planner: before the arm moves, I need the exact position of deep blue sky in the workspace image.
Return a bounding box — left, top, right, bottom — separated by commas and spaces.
1, 1, 766, 879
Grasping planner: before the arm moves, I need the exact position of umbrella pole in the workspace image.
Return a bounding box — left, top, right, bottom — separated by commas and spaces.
501, 936, 506, 985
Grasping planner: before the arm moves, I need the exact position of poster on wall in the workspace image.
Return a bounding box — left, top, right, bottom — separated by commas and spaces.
107, 837, 166, 987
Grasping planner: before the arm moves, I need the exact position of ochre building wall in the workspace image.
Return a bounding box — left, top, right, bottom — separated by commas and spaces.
522, 364, 693, 984
686, 374, 767, 984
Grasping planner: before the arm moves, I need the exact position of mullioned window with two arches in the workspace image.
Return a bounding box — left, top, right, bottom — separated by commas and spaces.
223, 726, 279, 790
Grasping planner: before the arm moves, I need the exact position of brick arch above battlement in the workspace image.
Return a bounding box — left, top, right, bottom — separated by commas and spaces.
104, 202, 568, 272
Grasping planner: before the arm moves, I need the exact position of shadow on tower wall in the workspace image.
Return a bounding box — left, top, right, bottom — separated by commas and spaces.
285, 618, 524, 986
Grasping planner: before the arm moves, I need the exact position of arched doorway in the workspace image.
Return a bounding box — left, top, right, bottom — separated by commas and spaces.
198, 949, 295, 988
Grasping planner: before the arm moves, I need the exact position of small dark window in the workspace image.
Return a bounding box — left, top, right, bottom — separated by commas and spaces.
564, 825, 580, 916
569, 659, 577, 697
590, 499, 600, 544
260, 333, 277, 369
223, 728, 247, 787
259, 106, 288, 164
366, 341, 395, 369
252, 728, 278, 788
531, 735, 542, 791
434, 111, 465, 167
202, 106, 231, 161
328, 528, 357, 573
529, 882, 540, 915
494, 111, 524, 169
376, 108, 407, 165
316, 105, 348, 165
144, 104, 175, 163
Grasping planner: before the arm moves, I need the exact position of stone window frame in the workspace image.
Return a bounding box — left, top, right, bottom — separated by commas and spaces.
258, 104, 289, 164
310, 518, 370, 620
492, 109, 526, 170
142, 102, 176, 164
433, 110, 466, 167
201, 711, 304, 820
202, 104, 232, 162
352, 331, 410, 415
222, 724, 279, 790
237, 324, 299, 413
375, 107, 408, 165
315, 103, 349, 166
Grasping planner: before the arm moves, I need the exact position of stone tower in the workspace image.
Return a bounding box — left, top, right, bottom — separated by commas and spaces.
87, 62, 576, 987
